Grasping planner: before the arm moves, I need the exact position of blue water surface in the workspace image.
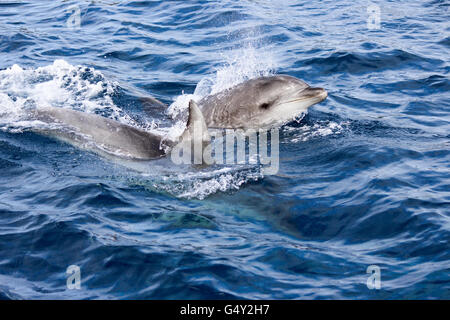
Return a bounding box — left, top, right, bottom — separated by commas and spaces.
0, 0, 449, 299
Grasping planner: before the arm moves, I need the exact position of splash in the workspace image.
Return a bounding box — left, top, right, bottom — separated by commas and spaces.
0, 59, 140, 131
129, 166, 263, 200
166, 45, 276, 140
205, 44, 276, 96
284, 120, 349, 143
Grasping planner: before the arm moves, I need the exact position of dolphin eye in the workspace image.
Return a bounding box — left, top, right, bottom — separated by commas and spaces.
260, 102, 271, 109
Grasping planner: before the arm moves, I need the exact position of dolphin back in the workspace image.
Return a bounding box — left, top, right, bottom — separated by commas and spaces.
31, 106, 168, 160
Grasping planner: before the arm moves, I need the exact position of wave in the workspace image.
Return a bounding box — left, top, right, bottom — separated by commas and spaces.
300, 49, 445, 75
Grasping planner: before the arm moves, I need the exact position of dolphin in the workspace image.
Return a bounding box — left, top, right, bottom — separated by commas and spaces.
29, 100, 209, 161
140, 75, 327, 129
197, 75, 327, 129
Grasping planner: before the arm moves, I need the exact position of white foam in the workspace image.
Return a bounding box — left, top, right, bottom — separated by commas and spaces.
151, 166, 263, 200
0, 59, 142, 132
286, 120, 349, 143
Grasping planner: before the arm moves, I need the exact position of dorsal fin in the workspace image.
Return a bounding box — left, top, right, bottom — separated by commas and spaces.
181, 100, 210, 143
171, 100, 211, 165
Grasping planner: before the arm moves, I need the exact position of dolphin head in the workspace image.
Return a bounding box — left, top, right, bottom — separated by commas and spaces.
199, 74, 328, 129
245, 75, 327, 128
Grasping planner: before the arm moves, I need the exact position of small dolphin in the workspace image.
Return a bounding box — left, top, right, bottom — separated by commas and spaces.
30, 100, 209, 161
197, 75, 327, 129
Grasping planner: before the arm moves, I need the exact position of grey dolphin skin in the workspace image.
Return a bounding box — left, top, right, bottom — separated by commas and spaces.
30, 101, 208, 161
197, 75, 327, 129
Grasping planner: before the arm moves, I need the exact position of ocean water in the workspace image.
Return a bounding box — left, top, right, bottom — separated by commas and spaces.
0, 0, 449, 299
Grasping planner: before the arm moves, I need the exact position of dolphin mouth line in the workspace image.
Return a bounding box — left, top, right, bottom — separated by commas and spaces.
282, 95, 326, 104
282, 89, 328, 104
283, 97, 314, 103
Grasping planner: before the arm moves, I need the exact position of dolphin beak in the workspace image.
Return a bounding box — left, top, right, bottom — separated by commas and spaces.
302, 87, 328, 102
283, 86, 328, 106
